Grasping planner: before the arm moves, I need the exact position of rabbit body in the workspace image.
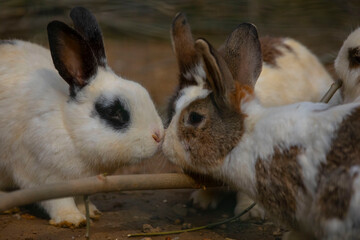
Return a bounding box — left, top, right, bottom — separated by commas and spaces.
0, 7, 163, 227
168, 13, 341, 220
163, 22, 359, 239
256, 37, 341, 106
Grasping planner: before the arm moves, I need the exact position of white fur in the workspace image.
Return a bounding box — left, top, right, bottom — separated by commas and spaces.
335, 27, 360, 103
0, 40, 163, 226
256, 38, 341, 106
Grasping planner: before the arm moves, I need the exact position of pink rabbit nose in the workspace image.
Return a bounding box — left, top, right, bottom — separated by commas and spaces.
152, 130, 162, 143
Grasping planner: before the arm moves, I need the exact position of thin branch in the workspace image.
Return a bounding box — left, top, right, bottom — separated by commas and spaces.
320, 79, 343, 103
84, 195, 90, 240
0, 173, 202, 211
127, 202, 257, 237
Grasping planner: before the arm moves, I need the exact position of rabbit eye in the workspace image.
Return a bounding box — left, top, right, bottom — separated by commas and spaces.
349, 47, 360, 66
95, 97, 130, 130
187, 111, 204, 126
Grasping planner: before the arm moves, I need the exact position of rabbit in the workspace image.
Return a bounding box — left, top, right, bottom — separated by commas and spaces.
0, 7, 164, 227
166, 12, 341, 220
335, 27, 360, 103
162, 21, 360, 239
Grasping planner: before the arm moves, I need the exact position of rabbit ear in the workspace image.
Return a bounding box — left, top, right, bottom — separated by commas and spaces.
69, 7, 107, 67
220, 23, 262, 88
47, 20, 98, 97
195, 38, 235, 108
171, 12, 201, 86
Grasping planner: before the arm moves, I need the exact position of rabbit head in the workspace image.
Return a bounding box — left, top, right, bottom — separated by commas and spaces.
163, 22, 262, 174
48, 7, 164, 169
335, 27, 360, 103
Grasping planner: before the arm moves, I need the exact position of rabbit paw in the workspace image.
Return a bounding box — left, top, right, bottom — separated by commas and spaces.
235, 192, 265, 220
49, 210, 86, 228
75, 197, 102, 220
190, 189, 224, 209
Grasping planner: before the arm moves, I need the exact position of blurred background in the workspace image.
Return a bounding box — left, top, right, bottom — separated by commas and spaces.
1, 0, 360, 173
1, 0, 360, 107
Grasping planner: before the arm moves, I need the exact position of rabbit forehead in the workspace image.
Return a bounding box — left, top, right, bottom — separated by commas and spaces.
175, 85, 210, 113
88, 69, 160, 119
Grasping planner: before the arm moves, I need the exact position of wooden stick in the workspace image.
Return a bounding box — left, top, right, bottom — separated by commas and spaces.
84, 195, 90, 240
320, 79, 343, 103
0, 173, 201, 211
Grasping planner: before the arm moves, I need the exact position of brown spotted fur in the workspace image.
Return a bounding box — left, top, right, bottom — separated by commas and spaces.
255, 146, 306, 228
260, 36, 293, 67
317, 106, 360, 220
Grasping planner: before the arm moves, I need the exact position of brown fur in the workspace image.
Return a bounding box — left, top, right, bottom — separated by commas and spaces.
260, 36, 293, 67
229, 82, 254, 112
177, 96, 245, 169
219, 24, 262, 88
166, 13, 201, 124
317, 106, 360, 219
255, 146, 306, 228
348, 47, 360, 69
171, 13, 200, 83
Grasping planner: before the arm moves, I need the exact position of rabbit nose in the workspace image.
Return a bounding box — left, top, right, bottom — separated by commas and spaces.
152, 130, 162, 143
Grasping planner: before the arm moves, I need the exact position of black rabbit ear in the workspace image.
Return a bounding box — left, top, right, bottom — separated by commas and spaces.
70, 7, 107, 67
47, 20, 98, 97
171, 12, 201, 87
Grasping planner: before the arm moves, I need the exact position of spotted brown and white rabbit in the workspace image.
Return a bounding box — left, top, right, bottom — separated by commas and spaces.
0, 7, 164, 227
335, 27, 360, 103
167, 12, 341, 220
163, 22, 360, 239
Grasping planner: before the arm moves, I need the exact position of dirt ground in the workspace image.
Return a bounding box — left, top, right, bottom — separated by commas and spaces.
1, 39, 291, 240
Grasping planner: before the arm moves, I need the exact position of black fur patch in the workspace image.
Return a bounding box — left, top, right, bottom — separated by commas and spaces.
94, 96, 130, 131
0, 40, 16, 45
348, 47, 360, 69
70, 7, 107, 67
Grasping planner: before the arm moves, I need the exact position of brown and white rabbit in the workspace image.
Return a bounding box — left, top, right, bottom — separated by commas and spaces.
335, 27, 360, 103
167, 12, 341, 220
163, 22, 360, 239
0, 7, 164, 227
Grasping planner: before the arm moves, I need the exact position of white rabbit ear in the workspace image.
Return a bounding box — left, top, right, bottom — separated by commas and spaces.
171, 12, 201, 87
47, 20, 98, 97
69, 7, 107, 67
220, 23, 262, 88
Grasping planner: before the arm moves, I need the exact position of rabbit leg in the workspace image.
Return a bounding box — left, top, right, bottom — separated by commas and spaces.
42, 197, 86, 228
190, 189, 227, 209
75, 196, 102, 220
235, 192, 266, 220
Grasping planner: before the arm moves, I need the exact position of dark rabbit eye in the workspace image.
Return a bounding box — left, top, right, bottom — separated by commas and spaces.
349, 47, 360, 66
187, 111, 204, 126
95, 97, 130, 130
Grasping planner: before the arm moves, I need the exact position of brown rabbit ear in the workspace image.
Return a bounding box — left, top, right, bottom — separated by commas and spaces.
195, 38, 235, 108
171, 12, 201, 87
220, 23, 262, 88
